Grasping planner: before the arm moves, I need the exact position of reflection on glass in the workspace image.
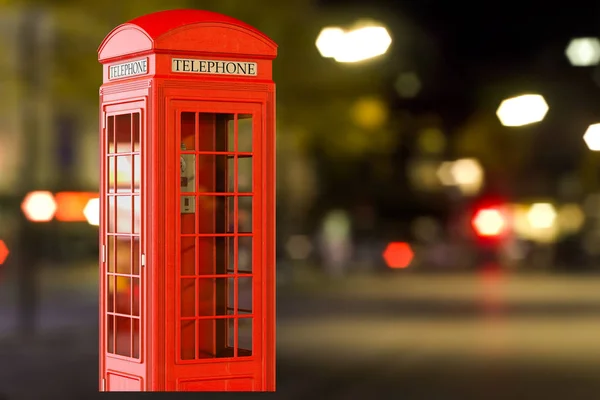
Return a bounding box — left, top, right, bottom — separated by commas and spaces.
238, 114, 253, 153
133, 113, 141, 152
115, 114, 132, 153
238, 157, 252, 193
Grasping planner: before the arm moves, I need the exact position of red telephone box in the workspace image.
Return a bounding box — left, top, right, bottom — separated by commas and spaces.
97, 9, 277, 392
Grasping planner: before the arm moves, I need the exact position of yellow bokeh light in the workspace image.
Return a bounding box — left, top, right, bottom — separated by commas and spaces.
527, 203, 557, 229
351, 97, 388, 130
473, 209, 505, 236
557, 203, 585, 234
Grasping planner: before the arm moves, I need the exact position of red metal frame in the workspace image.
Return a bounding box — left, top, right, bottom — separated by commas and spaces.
98, 10, 276, 392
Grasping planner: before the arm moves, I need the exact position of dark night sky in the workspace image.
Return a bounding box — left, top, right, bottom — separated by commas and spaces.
316, 0, 600, 213
320, 0, 600, 119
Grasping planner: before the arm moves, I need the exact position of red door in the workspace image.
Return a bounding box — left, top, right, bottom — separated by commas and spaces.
101, 100, 147, 391
164, 100, 264, 391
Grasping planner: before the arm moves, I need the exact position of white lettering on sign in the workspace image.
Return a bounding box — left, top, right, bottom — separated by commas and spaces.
171, 58, 258, 76
109, 59, 148, 80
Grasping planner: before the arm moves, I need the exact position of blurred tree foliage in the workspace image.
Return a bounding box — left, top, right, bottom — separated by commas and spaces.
0, 0, 398, 232
1, 0, 395, 155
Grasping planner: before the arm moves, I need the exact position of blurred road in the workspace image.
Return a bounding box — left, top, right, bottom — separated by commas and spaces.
2, 266, 600, 398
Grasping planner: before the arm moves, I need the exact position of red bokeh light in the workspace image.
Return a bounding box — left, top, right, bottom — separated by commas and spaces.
383, 242, 414, 269
0, 240, 9, 265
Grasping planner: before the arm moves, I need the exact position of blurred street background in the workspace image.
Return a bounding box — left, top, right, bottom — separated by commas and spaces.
2, 0, 600, 398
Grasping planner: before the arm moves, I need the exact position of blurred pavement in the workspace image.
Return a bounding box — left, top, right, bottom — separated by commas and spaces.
1, 265, 600, 398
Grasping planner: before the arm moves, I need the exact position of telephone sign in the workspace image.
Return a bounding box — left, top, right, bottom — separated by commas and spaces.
98, 9, 277, 392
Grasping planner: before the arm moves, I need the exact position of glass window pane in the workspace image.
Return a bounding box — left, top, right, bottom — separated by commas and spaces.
132, 318, 140, 359
115, 316, 131, 356
107, 275, 114, 313
181, 112, 196, 151
226, 237, 236, 274
197, 237, 227, 276
133, 155, 141, 193
133, 196, 141, 234
132, 238, 140, 276
197, 155, 230, 193
180, 154, 195, 193
238, 114, 253, 153
228, 157, 235, 193
133, 113, 141, 152
238, 317, 252, 357
181, 237, 195, 276
108, 157, 116, 193
181, 319, 196, 360
108, 197, 115, 233
237, 157, 252, 193
181, 206, 195, 234
115, 114, 132, 153
238, 196, 252, 233
227, 118, 235, 152
238, 237, 252, 273
107, 314, 114, 353
197, 278, 229, 316
196, 318, 227, 358
197, 196, 230, 234
228, 277, 236, 313
181, 278, 195, 318
116, 156, 132, 192
238, 277, 252, 313
116, 197, 132, 233
107, 116, 115, 154
116, 276, 131, 315
116, 237, 131, 275
107, 236, 115, 273
132, 278, 140, 317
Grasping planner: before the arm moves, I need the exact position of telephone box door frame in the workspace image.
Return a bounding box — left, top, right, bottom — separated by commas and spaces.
163, 98, 270, 391
100, 98, 148, 391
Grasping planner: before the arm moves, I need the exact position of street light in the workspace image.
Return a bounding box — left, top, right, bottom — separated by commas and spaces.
496, 94, 549, 127
316, 22, 392, 63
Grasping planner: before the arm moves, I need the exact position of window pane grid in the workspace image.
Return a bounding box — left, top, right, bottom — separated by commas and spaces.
177, 111, 253, 361
105, 111, 142, 361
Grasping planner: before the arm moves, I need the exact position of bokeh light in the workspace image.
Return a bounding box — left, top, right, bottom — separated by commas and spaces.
496, 94, 549, 127
0, 239, 9, 265
21, 191, 57, 222
472, 208, 506, 237
565, 37, 600, 67
316, 22, 392, 63
527, 203, 557, 230
583, 123, 600, 150
83, 198, 100, 226
382, 242, 414, 269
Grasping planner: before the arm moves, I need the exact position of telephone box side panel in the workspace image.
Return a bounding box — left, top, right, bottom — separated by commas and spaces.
99, 91, 106, 391
264, 86, 276, 391
149, 78, 168, 391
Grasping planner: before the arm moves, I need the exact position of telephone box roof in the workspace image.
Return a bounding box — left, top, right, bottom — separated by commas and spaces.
98, 9, 278, 62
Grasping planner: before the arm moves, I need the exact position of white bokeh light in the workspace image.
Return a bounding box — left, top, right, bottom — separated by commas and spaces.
316, 23, 392, 63
566, 37, 600, 67
584, 123, 600, 150
496, 94, 549, 127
